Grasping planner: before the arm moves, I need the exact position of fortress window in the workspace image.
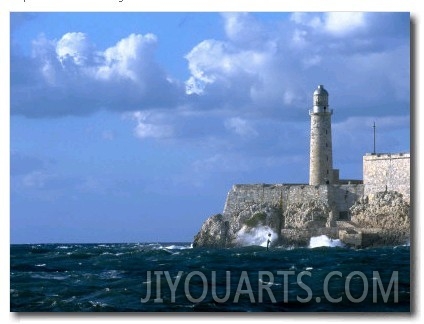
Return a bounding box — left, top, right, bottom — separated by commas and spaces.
327, 170, 329, 174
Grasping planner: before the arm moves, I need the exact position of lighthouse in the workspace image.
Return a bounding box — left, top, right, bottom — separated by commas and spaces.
309, 85, 335, 185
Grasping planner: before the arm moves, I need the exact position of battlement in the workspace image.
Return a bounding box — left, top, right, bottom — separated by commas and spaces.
364, 152, 410, 159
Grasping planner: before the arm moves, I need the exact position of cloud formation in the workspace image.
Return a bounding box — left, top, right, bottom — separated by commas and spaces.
183, 12, 409, 120
56, 32, 92, 66
291, 12, 367, 36
11, 32, 182, 117
11, 12, 410, 178
131, 111, 174, 139
11, 12, 409, 121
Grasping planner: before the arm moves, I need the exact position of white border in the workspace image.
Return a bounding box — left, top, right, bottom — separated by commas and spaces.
2, 0, 421, 323
3, 0, 420, 12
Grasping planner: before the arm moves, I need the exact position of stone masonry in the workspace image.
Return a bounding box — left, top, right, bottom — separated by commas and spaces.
363, 153, 410, 203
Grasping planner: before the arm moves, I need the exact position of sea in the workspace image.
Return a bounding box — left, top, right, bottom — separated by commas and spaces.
10, 235, 410, 312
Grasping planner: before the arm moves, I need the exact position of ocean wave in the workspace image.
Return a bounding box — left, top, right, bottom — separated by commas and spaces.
164, 244, 192, 250
234, 226, 278, 247
309, 235, 345, 248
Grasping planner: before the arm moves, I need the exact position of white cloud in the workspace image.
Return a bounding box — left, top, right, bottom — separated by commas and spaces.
302, 55, 322, 68
185, 39, 244, 94
290, 12, 323, 29
221, 13, 264, 47
12, 32, 180, 117
12, 13, 409, 147
31, 34, 58, 85
56, 32, 91, 66
323, 12, 366, 36
185, 13, 406, 119
223, 13, 247, 41
184, 37, 279, 107
184, 40, 221, 94
291, 29, 308, 47
290, 12, 306, 25
54, 32, 159, 83
131, 111, 174, 139
40, 60, 56, 85
224, 117, 258, 138
95, 33, 157, 82
22, 171, 54, 189
290, 12, 366, 36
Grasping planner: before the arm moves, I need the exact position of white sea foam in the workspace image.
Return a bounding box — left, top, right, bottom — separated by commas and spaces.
259, 278, 282, 286
164, 244, 192, 250
99, 270, 123, 280
235, 225, 277, 247
31, 273, 70, 280
56, 245, 71, 249
309, 235, 345, 248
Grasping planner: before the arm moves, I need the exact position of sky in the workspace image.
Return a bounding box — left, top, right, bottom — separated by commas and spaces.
9, 11, 410, 244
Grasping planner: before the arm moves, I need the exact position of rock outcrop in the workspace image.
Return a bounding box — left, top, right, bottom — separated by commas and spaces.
348, 190, 410, 246
192, 214, 229, 248
192, 203, 282, 248
192, 186, 410, 248
193, 198, 336, 248
284, 200, 331, 229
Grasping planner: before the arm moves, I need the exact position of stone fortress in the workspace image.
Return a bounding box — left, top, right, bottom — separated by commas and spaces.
193, 85, 410, 248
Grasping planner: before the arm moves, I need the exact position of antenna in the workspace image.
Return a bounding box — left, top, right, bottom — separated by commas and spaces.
373, 122, 376, 154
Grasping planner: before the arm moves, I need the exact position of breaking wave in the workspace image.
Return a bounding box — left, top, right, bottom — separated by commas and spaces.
164, 244, 192, 250
309, 235, 345, 248
235, 226, 278, 247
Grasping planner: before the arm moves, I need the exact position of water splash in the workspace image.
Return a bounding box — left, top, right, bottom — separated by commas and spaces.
309, 235, 345, 248
235, 226, 277, 247
164, 244, 192, 250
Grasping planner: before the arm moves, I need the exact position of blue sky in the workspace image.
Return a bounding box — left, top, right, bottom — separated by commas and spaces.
10, 12, 410, 243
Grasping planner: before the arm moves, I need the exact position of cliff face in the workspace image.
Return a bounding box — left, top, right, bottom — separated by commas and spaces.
349, 191, 410, 246
192, 184, 410, 248
192, 203, 282, 248
192, 214, 229, 248
192, 187, 338, 248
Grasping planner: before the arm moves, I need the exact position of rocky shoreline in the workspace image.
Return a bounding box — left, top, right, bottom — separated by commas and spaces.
193, 190, 410, 249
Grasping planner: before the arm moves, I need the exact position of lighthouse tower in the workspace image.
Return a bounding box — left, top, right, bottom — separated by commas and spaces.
309, 85, 334, 185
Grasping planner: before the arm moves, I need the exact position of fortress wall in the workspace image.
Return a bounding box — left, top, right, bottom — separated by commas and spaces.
223, 184, 281, 215
363, 153, 410, 203
223, 184, 331, 216
222, 183, 364, 221
330, 184, 364, 215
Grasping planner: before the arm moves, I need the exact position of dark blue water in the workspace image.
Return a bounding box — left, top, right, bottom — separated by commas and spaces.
10, 241, 410, 312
